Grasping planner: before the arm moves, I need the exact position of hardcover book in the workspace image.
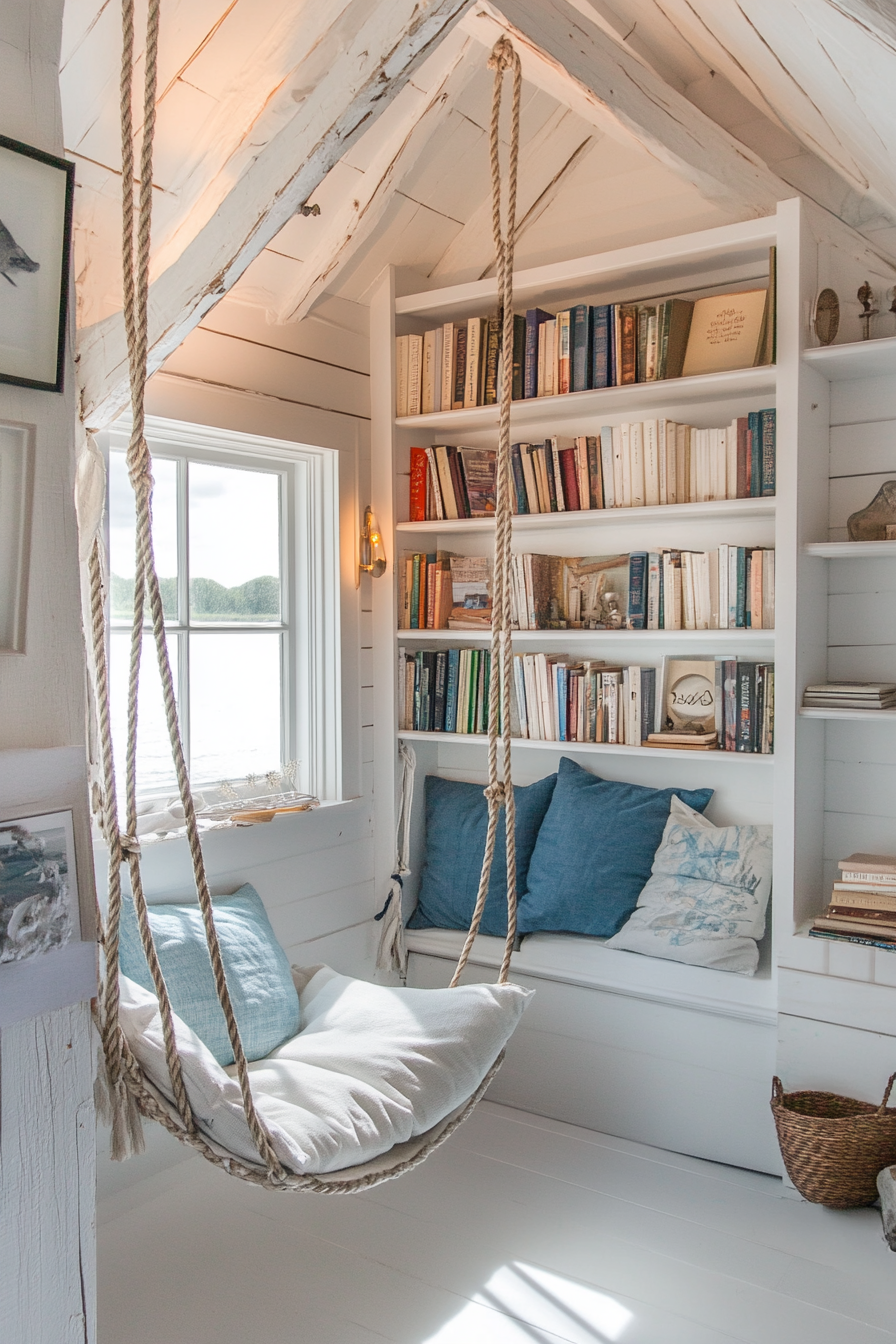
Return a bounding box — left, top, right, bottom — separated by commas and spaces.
680, 289, 769, 378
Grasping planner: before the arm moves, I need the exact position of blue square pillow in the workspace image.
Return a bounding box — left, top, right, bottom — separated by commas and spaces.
408, 772, 558, 937
118, 883, 300, 1067
518, 757, 713, 938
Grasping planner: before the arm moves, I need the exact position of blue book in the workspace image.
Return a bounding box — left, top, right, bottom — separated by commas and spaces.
590, 305, 610, 389
510, 443, 529, 513
556, 664, 568, 741
748, 410, 762, 497
444, 647, 460, 733
760, 408, 776, 496
571, 304, 591, 392
628, 553, 647, 629
524, 308, 553, 397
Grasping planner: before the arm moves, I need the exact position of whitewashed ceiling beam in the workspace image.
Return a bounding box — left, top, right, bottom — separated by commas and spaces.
460, 0, 790, 218
825, 0, 896, 51
272, 34, 478, 325
76, 0, 472, 430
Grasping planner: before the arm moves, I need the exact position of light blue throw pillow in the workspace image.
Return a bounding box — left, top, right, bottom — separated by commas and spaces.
408, 772, 558, 937
518, 757, 713, 937
119, 883, 300, 1066
606, 796, 773, 974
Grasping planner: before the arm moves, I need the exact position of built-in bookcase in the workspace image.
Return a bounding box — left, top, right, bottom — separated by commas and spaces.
369, 198, 896, 1171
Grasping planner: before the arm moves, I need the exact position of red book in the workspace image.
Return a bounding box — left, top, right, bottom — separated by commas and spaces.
409, 446, 428, 521
736, 418, 750, 500
558, 447, 581, 511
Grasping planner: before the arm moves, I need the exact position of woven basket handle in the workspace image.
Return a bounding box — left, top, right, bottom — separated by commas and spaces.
771, 1076, 784, 1103
877, 1072, 896, 1113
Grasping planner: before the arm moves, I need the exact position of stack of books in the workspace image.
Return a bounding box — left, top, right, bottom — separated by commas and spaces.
395, 274, 774, 414
408, 412, 776, 520
802, 682, 896, 711
810, 853, 896, 950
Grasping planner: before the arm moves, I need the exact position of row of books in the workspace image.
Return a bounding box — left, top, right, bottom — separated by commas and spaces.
395, 278, 774, 415
409, 412, 775, 521
398, 649, 774, 753
399, 548, 775, 632
802, 681, 896, 711
810, 852, 896, 951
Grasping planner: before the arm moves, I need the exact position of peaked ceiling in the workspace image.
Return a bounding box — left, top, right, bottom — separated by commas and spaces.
61, 0, 896, 428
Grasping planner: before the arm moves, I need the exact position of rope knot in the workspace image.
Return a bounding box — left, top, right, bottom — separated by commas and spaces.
120, 833, 141, 856
483, 782, 507, 805
488, 36, 519, 74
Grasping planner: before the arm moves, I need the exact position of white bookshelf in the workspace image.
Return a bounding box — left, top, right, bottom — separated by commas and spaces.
398, 496, 776, 536
369, 198, 892, 1170
398, 729, 775, 764
799, 706, 896, 721
804, 540, 896, 558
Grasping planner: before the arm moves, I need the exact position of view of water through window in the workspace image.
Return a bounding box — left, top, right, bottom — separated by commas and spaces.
109, 450, 284, 797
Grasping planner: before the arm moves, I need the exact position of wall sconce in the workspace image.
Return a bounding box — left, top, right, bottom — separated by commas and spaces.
359, 505, 386, 578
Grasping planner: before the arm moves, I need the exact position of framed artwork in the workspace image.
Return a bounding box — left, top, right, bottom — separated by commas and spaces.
0, 809, 80, 965
0, 135, 75, 393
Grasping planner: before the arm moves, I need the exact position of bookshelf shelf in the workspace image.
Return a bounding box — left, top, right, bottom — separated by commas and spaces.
398, 729, 774, 763
398, 496, 777, 535
803, 540, 896, 558
396, 364, 776, 432
799, 706, 896, 721
803, 335, 896, 381
397, 628, 775, 645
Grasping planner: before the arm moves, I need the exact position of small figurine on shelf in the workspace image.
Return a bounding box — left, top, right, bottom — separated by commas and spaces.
858, 281, 879, 340
847, 480, 896, 540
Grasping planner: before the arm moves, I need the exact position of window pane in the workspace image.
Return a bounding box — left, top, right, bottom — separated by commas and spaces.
189, 633, 281, 784
188, 462, 281, 623
110, 629, 179, 799
109, 451, 178, 621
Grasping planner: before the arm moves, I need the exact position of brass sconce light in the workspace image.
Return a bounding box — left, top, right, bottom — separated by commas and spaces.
359, 505, 386, 578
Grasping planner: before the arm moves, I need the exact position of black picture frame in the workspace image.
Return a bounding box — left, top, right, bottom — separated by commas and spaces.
0, 135, 75, 394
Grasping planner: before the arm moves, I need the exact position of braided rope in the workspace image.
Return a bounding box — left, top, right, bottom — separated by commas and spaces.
93, 0, 287, 1179
451, 39, 522, 989
94, 16, 521, 1189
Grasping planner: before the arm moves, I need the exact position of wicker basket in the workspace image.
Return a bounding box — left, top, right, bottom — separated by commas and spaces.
770, 1073, 896, 1208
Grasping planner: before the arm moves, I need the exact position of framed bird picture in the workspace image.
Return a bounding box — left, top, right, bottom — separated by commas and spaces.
0, 136, 75, 393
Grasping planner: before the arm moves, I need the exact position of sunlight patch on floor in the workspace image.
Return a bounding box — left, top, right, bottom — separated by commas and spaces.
425, 1260, 634, 1342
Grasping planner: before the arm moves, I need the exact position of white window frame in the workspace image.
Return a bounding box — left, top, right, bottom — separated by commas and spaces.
102, 414, 342, 802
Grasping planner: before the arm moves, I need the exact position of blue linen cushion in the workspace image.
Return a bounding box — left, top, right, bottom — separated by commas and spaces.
118, 883, 300, 1067
408, 772, 558, 937
517, 757, 713, 937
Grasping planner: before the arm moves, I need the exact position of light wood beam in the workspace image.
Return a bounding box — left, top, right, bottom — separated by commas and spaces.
76, 0, 471, 430
460, 0, 790, 219
272, 34, 477, 325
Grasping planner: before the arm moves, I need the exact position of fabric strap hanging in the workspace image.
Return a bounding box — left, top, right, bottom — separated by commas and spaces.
92, 2, 525, 1190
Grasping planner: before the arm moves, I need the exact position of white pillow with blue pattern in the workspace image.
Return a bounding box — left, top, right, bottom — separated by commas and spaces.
605, 797, 772, 975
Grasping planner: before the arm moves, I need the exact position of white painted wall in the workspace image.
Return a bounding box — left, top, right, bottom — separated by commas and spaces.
97, 291, 379, 1199
0, 4, 97, 1340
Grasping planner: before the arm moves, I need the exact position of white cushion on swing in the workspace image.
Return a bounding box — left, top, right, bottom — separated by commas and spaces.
118, 964, 531, 1175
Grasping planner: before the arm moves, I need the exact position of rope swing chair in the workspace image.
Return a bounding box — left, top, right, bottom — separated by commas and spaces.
92, 0, 527, 1193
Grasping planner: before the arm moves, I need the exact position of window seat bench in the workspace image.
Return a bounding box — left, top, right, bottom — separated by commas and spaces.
404, 928, 781, 1175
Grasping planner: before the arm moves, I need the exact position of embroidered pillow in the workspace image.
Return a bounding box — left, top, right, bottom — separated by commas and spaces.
606, 796, 773, 975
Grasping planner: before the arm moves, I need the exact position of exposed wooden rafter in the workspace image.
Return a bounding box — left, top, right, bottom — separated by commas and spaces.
271, 34, 479, 326
76, 0, 472, 430
459, 0, 790, 218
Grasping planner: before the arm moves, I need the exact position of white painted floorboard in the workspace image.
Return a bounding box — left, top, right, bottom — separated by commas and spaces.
98, 1102, 895, 1344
